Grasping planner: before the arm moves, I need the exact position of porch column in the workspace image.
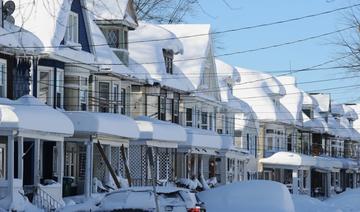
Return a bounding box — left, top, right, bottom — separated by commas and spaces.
17, 136, 24, 180
305, 169, 311, 196
298, 170, 304, 193
326, 172, 332, 197
84, 140, 93, 198
353, 171, 357, 188
104, 145, 112, 183
280, 169, 285, 183
292, 168, 299, 195
7, 134, 14, 203
56, 141, 64, 186
34, 139, 41, 185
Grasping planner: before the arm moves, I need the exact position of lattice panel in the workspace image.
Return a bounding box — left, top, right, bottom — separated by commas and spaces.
78, 145, 86, 181
111, 147, 121, 176
93, 145, 106, 181
158, 148, 171, 181
129, 145, 143, 181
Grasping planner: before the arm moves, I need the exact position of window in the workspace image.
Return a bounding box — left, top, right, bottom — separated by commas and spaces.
163, 49, 174, 74
186, 108, 193, 127
65, 144, 77, 177
80, 77, 88, 111
0, 60, 6, 97
99, 82, 110, 112
172, 93, 180, 124
113, 84, 120, 113
121, 88, 126, 115
201, 112, 208, 130
102, 27, 128, 49
209, 113, 213, 130
247, 134, 250, 150
65, 12, 79, 44
39, 71, 51, 105
159, 90, 166, 121
266, 137, 273, 151
56, 71, 64, 108
302, 108, 313, 119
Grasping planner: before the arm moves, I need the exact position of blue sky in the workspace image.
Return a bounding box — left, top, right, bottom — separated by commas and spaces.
186, 0, 359, 103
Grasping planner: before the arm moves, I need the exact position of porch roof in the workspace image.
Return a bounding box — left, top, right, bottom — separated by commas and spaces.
65, 112, 139, 139
135, 116, 187, 143
183, 127, 223, 150
260, 152, 354, 171
260, 152, 317, 167
0, 96, 74, 136
303, 114, 330, 135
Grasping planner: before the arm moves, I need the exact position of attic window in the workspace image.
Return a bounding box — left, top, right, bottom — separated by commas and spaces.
163, 49, 174, 74
101, 27, 128, 49
65, 12, 79, 44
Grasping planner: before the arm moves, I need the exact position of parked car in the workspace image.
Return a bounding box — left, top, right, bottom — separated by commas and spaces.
95, 187, 206, 212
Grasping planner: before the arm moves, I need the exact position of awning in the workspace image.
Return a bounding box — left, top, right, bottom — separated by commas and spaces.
315, 156, 343, 171
338, 158, 359, 171
65, 111, 139, 140
260, 152, 317, 168
0, 96, 74, 139
133, 116, 186, 148
178, 128, 223, 155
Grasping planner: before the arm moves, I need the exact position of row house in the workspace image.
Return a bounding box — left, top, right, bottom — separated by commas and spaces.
128, 23, 251, 188
10, 0, 143, 210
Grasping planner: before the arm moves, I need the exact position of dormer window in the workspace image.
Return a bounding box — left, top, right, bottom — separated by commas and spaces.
349, 119, 354, 127
100, 26, 129, 66
102, 27, 128, 49
163, 49, 174, 74
303, 108, 313, 119
65, 12, 79, 44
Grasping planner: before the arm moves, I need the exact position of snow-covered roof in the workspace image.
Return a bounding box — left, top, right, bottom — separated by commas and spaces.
302, 91, 317, 107
228, 98, 259, 133
347, 104, 360, 136
65, 111, 139, 139
215, 59, 240, 103
14, 0, 71, 51
0, 21, 43, 54
14, 0, 95, 63
260, 152, 317, 167
338, 117, 360, 142
135, 116, 187, 143
303, 113, 330, 134
128, 23, 194, 91
160, 24, 216, 91
327, 115, 352, 140
85, 0, 137, 27
184, 127, 223, 150
331, 104, 358, 120
0, 95, 74, 137
260, 152, 347, 170
310, 93, 331, 113
276, 76, 304, 126
233, 67, 292, 125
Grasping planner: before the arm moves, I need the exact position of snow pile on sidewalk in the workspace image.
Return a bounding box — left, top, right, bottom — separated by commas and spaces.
197, 180, 295, 212
324, 188, 360, 212
292, 195, 341, 212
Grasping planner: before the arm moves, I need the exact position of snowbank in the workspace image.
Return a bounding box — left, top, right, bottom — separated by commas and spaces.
325, 188, 360, 212
198, 180, 295, 212
292, 195, 341, 212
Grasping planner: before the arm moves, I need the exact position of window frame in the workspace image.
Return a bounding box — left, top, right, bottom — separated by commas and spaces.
163, 49, 174, 74
0, 59, 6, 98
99, 81, 110, 113
65, 11, 79, 44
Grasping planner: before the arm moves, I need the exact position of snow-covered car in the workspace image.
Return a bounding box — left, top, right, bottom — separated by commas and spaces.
95, 186, 205, 212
